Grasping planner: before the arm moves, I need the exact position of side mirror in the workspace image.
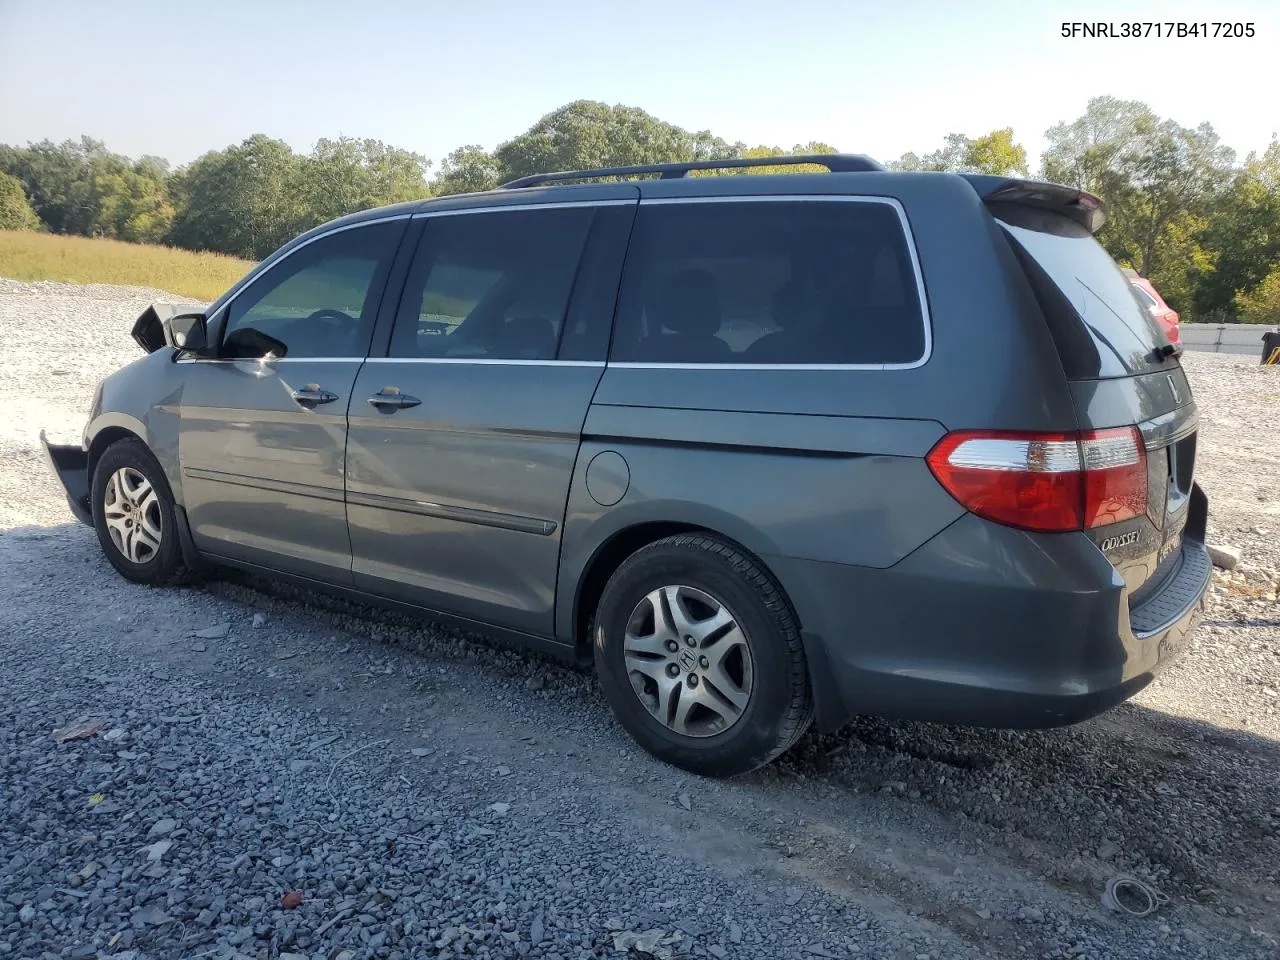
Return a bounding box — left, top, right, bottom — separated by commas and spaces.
223, 327, 289, 360
164, 312, 208, 352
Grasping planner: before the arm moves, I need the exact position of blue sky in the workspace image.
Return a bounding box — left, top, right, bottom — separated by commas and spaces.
1, 0, 1276, 172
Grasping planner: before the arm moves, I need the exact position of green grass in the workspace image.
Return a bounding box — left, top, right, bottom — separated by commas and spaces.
0, 230, 256, 301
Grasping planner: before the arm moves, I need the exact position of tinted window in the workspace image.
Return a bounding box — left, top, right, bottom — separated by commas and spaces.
222, 221, 403, 359
999, 209, 1173, 377
610, 200, 926, 365
390, 207, 594, 360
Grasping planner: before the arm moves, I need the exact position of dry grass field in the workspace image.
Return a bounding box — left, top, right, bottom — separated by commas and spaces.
0, 230, 254, 301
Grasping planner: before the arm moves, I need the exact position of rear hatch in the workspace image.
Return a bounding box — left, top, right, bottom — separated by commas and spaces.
974, 179, 1199, 602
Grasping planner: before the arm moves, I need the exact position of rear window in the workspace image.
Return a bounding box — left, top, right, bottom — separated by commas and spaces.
610, 199, 928, 366
997, 207, 1173, 377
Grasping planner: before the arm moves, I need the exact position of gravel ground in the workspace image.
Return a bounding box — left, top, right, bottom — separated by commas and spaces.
1, 277, 1277, 960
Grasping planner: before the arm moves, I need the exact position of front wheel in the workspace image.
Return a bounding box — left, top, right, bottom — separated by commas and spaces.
593, 534, 812, 777
91, 438, 187, 586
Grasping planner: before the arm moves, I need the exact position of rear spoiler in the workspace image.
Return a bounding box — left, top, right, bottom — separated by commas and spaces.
962, 175, 1107, 234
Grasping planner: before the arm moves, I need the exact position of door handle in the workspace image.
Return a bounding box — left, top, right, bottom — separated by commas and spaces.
292, 384, 339, 405
368, 387, 421, 410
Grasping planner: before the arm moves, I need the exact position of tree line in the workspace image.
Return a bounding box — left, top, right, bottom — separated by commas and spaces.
1, 97, 1277, 322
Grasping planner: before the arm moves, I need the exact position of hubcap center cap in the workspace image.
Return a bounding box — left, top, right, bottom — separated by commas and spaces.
677, 649, 698, 672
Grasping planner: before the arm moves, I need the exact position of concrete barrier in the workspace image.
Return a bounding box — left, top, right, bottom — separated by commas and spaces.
1180, 322, 1279, 357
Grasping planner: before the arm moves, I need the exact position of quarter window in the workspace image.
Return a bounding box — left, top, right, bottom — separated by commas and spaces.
391, 207, 595, 360
221, 221, 403, 359
610, 200, 927, 366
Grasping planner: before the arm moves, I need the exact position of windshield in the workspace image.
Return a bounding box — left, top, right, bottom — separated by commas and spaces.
998, 210, 1173, 377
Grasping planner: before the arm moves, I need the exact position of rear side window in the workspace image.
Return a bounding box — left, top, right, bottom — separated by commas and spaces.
391, 207, 594, 360
997, 207, 1173, 378
609, 200, 927, 366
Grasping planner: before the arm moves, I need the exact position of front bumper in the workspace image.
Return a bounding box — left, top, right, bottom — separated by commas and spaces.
39, 430, 93, 526
771, 484, 1212, 732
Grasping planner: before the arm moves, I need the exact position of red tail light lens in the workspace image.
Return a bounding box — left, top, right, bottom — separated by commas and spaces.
1079, 428, 1147, 527
926, 428, 1147, 532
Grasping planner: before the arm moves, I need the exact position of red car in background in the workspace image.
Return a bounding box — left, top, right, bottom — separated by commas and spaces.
1123, 269, 1181, 345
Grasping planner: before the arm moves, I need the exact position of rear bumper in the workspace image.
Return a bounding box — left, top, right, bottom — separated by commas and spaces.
772, 485, 1211, 732
39, 430, 93, 526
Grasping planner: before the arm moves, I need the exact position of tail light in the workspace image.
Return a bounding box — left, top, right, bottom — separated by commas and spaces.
926, 428, 1147, 532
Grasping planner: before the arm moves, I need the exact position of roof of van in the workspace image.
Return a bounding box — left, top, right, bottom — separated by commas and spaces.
321, 155, 1104, 234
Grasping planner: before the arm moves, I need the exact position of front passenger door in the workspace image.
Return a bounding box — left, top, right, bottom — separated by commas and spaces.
179, 218, 407, 583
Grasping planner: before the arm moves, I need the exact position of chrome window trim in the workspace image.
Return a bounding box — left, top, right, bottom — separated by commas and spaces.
217, 213, 414, 316
613, 194, 932, 372
175, 356, 606, 367
364, 358, 605, 367
608, 361, 915, 371
174, 356, 366, 364
195, 195, 932, 371
411, 199, 635, 219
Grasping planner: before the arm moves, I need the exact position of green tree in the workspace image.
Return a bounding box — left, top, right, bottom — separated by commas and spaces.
1042, 98, 1233, 313
167, 135, 306, 259
922, 133, 972, 172
1121, 120, 1233, 282
888, 129, 1027, 175
0, 138, 171, 240
0, 137, 110, 235
1041, 97, 1159, 192
0, 172, 41, 230
791, 140, 838, 155
301, 137, 432, 223
93, 156, 173, 243
492, 100, 737, 182
887, 152, 924, 172
723, 142, 839, 175
965, 129, 1028, 176
1193, 138, 1280, 317
432, 145, 501, 195
1235, 264, 1280, 324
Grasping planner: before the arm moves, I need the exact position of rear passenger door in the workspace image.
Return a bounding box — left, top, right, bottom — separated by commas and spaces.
345, 198, 637, 635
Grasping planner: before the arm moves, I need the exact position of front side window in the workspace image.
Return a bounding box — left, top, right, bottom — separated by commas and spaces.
610, 200, 927, 366
390, 206, 595, 361
222, 220, 404, 359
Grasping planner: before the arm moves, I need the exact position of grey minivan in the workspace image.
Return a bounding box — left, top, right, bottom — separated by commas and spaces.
43, 154, 1210, 777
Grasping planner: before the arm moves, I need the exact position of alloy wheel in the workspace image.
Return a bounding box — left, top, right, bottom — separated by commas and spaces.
102, 466, 163, 564
622, 584, 754, 737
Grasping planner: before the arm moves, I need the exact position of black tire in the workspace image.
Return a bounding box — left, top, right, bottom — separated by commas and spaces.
91, 438, 188, 586
593, 534, 812, 777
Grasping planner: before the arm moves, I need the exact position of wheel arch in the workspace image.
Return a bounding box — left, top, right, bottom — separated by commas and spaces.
87, 424, 145, 483
563, 509, 858, 733
86, 421, 202, 572
567, 513, 799, 657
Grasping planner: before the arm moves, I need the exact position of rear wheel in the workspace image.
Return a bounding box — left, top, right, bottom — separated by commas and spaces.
593, 534, 812, 777
91, 438, 187, 586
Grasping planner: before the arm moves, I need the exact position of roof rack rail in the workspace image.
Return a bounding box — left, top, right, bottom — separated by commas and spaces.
499, 153, 885, 189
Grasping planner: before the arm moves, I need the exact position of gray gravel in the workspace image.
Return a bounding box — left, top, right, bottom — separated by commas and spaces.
1, 278, 1278, 960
